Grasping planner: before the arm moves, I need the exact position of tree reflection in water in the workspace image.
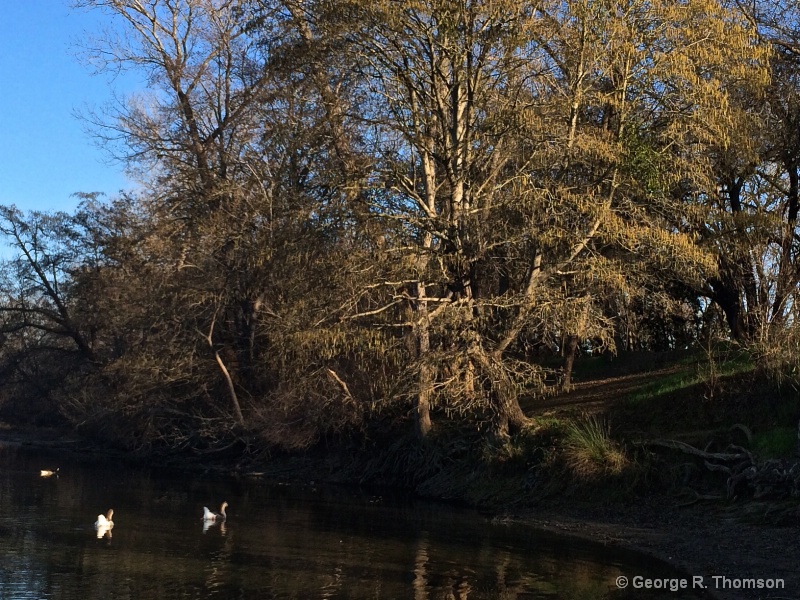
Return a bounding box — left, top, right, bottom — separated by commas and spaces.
0, 442, 704, 600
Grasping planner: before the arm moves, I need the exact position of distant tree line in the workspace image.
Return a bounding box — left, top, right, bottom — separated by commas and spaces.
0, 0, 798, 453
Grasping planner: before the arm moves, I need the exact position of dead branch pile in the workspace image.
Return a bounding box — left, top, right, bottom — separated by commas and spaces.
646, 439, 800, 500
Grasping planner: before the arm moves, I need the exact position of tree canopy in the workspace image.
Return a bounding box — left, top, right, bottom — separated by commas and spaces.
1, 0, 796, 454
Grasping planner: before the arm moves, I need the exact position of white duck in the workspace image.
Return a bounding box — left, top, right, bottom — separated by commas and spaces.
40, 468, 59, 477
94, 509, 114, 538
202, 501, 228, 522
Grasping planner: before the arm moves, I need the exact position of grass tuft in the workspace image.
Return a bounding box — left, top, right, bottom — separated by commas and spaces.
563, 415, 628, 478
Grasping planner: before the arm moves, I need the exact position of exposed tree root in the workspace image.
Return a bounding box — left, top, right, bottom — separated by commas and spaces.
645, 439, 800, 500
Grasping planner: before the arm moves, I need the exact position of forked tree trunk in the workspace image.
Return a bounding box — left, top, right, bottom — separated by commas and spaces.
491, 390, 530, 442
472, 346, 529, 441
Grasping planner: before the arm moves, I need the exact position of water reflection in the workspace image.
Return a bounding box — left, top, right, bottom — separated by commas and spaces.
202, 518, 227, 535
0, 440, 709, 599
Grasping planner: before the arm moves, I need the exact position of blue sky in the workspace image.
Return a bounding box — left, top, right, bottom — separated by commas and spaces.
0, 3, 137, 214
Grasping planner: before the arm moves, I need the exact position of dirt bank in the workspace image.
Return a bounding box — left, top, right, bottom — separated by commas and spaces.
515, 499, 799, 600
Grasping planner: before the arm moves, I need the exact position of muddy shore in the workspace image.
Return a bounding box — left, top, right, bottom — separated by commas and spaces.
517, 500, 799, 600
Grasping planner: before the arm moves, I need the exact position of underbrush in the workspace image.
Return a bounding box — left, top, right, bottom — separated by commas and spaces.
329, 350, 799, 511
317, 414, 661, 510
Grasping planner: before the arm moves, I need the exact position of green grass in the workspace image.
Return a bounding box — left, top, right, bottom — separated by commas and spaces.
699, 347, 755, 379
624, 350, 755, 405
624, 367, 698, 405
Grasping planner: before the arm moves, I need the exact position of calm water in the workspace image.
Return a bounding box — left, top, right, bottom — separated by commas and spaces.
0, 441, 708, 600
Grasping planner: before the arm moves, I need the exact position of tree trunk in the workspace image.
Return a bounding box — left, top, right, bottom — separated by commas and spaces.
562, 298, 589, 388
206, 312, 245, 427
709, 276, 746, 340
472, 346, 528, 441
563, 334, 579, 389
414, 282, 433, 439
416, 356, 433, 439
213, 349, 245, 427
492, 389, 530, 441
772, 160, 799, 326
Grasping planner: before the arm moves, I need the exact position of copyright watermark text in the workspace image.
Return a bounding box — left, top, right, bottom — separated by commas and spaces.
615, 575, 785, 592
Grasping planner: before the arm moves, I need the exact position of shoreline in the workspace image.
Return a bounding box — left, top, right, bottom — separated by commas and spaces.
514, 501, 799, 600
2, 425, 797, 600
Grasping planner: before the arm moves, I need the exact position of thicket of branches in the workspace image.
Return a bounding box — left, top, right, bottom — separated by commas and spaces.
0, 0, 798, 455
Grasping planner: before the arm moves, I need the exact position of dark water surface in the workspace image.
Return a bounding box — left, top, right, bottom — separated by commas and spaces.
0, 441, 707, 599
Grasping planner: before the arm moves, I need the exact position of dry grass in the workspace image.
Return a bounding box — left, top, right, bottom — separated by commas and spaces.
563, 415, 628, 478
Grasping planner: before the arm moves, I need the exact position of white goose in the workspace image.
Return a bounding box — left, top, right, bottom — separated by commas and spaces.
94, 509, 114, 538
202, 501, 228, 522
40, 468, 59, 477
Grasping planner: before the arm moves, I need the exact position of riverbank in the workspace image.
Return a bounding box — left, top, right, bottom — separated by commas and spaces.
516, 500, 799, 600
2, 422, 797, 600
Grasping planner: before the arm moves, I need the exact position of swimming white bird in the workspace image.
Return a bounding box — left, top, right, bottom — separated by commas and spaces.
202, 502, 228, 522
94, 509, 114, 539
95, 509, 114, 528
40, 468, 59, 477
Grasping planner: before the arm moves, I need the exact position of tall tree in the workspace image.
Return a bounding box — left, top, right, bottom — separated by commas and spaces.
0, 205, 99, 363
327, 0, 766, 440
698, 0, 800, 343
69, 0, 380, 449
